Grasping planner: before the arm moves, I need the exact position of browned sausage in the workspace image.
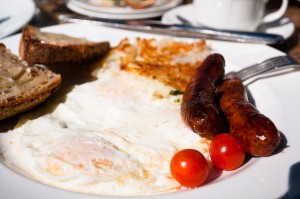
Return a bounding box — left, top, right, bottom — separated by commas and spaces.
181, 53, 227, 137
219, 76, 281, 156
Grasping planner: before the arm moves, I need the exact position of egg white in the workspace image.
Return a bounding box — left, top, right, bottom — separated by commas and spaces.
1, 48, 210, 196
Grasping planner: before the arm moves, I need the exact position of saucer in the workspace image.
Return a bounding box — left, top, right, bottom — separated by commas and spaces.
67, 0, 183, 20
161, 4, 295, 39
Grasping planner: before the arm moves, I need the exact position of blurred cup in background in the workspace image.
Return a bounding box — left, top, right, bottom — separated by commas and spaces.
193, 0, 288, 31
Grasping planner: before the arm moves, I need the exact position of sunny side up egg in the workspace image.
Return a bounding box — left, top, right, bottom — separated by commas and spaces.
0, 39, 211, 196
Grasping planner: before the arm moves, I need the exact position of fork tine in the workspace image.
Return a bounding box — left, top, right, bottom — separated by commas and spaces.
238, 56, 286, 75
232, 55, 297, 81
271, 56, 297, 69
237, 57, 280, 79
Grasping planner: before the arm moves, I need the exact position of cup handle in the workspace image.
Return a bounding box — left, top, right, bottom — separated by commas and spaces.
263, 0, 288, 23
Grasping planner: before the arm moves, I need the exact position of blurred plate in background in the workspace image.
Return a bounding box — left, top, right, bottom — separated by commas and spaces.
67, 0, 183, 19
0, 0, 35, 39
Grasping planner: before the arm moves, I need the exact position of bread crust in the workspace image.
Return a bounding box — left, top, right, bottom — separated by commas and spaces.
0, 43, 61, 120
19, 25, 110, 65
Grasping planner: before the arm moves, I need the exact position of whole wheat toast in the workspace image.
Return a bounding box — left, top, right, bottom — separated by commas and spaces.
19, 25, 110, 65
0, 43, 61, 120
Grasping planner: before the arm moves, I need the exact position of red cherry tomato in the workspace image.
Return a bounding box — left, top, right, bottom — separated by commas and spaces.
170, 149, 209, 188
209, 133, 245, 171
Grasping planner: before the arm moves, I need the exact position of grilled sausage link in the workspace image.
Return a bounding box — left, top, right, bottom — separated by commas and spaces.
181, 53, 226, 137
219, 76, 281, 156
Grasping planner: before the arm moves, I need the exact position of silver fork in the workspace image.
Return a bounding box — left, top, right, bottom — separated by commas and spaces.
226, 56, 299, 81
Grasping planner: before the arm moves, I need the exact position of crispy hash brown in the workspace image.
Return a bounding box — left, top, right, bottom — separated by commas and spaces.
114, 38, 211, 92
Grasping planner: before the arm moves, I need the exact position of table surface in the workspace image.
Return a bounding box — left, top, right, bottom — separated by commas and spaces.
30, 0, 300, 64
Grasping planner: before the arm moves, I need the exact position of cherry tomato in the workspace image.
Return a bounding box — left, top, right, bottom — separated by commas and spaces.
170, 149, 209, 188
209, 133, 245, 171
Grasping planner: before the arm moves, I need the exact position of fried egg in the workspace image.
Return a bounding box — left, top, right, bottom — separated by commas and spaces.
1, 38, 211, 196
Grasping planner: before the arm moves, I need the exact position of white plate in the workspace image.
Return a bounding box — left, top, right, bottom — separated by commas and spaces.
67, 0, 182, 19
0, 0, 35, 39
0, 23, 299, 199
70, 0, 183, 14
162, 4, 295, 39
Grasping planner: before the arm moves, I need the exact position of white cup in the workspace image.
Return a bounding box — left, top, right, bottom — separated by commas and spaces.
193, 0, 288, 31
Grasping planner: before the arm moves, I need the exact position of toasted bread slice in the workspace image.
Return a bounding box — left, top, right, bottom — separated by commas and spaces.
19, 25, 110, 65
0, 43, 61, 120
